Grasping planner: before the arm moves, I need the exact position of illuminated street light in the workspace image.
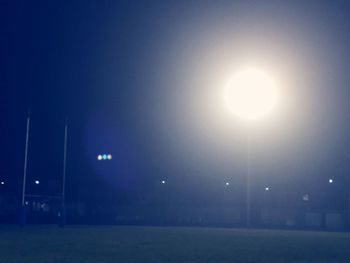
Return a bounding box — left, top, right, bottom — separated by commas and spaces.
97, 155, 103, 160
0, 181, 4, 185
225, 67, 279, 227
265, 187, 270, 191
161, 180, 166, 184
107, 154, 112, 160
225, 68, 278, 120
35, 180, 40, 185
225, 182, 230, 186
328, 178, 333, 184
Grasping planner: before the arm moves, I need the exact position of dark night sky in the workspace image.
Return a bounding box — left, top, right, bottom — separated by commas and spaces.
2, 0, 350, 206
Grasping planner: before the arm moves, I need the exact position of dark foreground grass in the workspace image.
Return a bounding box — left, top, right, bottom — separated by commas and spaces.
0, 225, 350, 263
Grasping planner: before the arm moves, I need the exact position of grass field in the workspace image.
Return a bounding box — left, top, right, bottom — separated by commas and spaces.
0, 225, 350, 263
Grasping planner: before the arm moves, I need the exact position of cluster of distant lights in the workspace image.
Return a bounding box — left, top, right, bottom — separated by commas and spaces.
97, 154, 112, 161
0, 178, 336, 187
0, 180, 39, 185
221, 179, 334, 190
159, 180, 335, 189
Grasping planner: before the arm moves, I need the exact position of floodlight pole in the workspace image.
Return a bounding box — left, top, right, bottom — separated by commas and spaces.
59, 118, 68, 227
245, 134, 251, 227
20, 110, 30, 226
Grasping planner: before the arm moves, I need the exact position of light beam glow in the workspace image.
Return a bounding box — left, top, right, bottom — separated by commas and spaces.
225, 68, 278, 120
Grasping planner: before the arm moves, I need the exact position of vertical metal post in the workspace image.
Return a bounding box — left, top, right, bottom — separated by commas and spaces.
246, 134, 251, 227
62, 120, 68, 206
60, 119, 68, 227
20, 110, 30, 226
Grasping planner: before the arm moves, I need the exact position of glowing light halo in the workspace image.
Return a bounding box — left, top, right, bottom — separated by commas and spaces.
225, 68, 278, 120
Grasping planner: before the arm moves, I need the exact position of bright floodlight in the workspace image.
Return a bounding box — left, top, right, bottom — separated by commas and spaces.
329, 179, 333, 184
161, 180, 166, 184
35, 180, 40, 185
225, 68, 278, 120
97, 154, 103, 160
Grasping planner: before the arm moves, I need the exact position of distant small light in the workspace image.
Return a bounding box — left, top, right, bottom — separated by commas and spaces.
25, 201, 29, 205
102, 154, 107, 160
329, 179, 333, 184
35, 180, 40, 185
265, 187, 270, 191
0, 181, 4, 185
161, 180, 166, 184
97, 155, 103, 160
225, 182, 230, 186
302, 194, 309, 201
107, 154, 112, 160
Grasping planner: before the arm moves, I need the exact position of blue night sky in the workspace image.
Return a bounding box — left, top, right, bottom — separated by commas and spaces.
2, 0, 350, 205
